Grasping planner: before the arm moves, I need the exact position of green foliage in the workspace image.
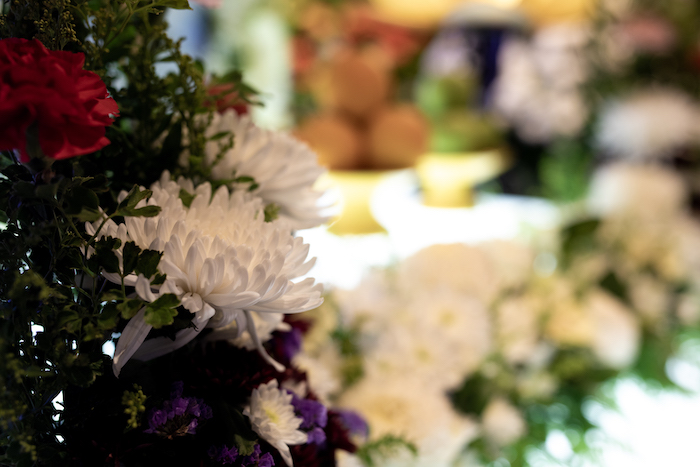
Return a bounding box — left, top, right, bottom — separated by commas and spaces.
143, 293, 180, 328
0, 0, 261, 462
331, 325, 365, 387
539, 138, 593, 203
355, 435, 417, 467
264, 203, 280, 222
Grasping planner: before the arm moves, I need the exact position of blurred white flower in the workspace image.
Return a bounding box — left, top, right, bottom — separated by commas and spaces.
338, 375, 478, 467
491, 24, 590, 143
397, 243, 499, 304
197, 110, 330, 230
332, 269, 398, 328
588, 162, 687, 220
677, 292, 700, 326
88, 172, 323, 376
595, 89, 700, 161
481, 397, 526, 446
480, 240, 535, 291
243, 380, 307, 467
336, 451, 365, 467
628, 274, 672, 325
587, 289, 640, 369
292, 342, 343, 403
495, 294, 544, 365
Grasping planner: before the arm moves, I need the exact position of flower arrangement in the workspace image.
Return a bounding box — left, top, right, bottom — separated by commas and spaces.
301, 163, 700, 466
488, 0, 700, 201
0, 1, 364, 466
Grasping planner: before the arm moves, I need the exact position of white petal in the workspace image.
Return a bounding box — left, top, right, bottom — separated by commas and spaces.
112, 307, 153, 377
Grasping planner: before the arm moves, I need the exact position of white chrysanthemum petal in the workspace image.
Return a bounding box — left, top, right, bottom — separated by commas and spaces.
132, 308, 214, 362
87, 171, 323, 376
112, 308, 153, 377
192, 110, 331, 230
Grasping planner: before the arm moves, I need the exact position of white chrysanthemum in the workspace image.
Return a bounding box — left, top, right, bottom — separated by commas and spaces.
338, 376, 478, 467
87, 172, 323, 376
362, 288, 491, 387
397, 244, 499, 304
481, 397, 527, 446
595, 89, 700, 161
195, 110, 330, 230
243, 380, 307, 467
588, 162, 687, 221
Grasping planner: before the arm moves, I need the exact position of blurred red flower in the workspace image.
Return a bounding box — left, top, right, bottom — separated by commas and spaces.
206, 82, 250, 115
0, 38, 119, 162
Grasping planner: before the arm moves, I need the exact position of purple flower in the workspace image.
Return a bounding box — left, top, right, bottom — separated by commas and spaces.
290, 394, 328, 430
280, 328, 303, 360
306, 426, 326, 445
336, 409, 368, 438
258, 452, 275, 467
209, 444, 239, 464
144, 382, 213, 438
239, 444, 276, 467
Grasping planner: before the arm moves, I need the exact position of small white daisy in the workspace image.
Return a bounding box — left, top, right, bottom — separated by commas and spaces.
243, 380, 307, 467
195, 110, 330, 230
87, 172, 323, 376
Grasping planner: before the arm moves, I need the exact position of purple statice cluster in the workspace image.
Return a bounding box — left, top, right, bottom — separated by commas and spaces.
336, 409, 369, 439
289, 392, 328, 445
144, 381, 213, 438
208, 443, 274, 466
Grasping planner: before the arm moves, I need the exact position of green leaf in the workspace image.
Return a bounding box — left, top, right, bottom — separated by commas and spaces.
264, 203, 280, 222
35, 182, 60, 201
117, 205, 161, 217
234, 434, 258, 457
179, 188, 195, 208
13, 180, 37, 198
65, 185, 100, 215
56, 310, 81, 328
159, 0, 192, 10
234, 175, 255, 184
94, 239, 121, 274
122, 241, 141, 276
74, 207, 104, 223
143, 293, 181, 328
116, 186, 152, 212
135, 249, 162, 278
151, 273, 167, 286
356, 435, 418, 467
99, 303, 120, 329
117, 299, 144, 320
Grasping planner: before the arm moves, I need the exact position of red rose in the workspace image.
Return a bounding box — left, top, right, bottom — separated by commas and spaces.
0, 38, 119, 162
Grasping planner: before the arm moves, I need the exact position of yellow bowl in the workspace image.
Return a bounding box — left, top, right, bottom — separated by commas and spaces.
320, 170, 391, 235
416, 148, 510, 207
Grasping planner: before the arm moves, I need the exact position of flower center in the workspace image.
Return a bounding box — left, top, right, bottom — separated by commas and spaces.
264, 406, 280, 424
